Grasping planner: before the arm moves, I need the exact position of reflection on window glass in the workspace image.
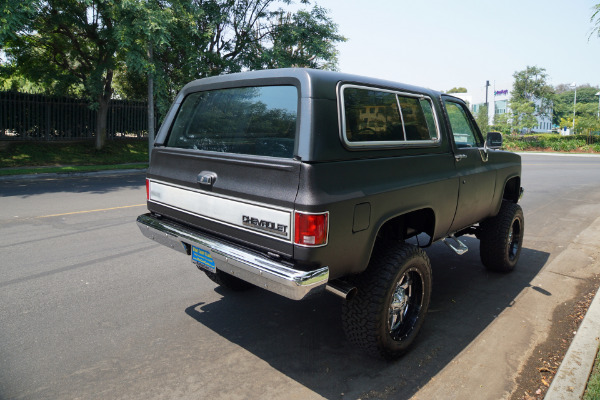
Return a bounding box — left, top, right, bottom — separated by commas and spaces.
344, 88, 404, 142
444, 101, 479, 148
343, 86, 438, 145
167, 86, 297, 158
419, 99, 438, 140
398, 96, 433, 141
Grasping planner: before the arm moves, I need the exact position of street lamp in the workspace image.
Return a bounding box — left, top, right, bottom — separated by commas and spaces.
596, 91, 600, 120
570, 83, 577, 134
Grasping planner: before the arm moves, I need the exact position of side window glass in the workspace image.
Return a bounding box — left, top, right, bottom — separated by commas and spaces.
342, 85, 440, 147
444, 101, 480, 148
419, 99, 438, 140
344, 88, 403, 142
397, 96, 434, 141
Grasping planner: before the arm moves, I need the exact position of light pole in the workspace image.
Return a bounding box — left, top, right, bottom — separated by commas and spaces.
596, 91, 600, 120
570, 83, 577, 134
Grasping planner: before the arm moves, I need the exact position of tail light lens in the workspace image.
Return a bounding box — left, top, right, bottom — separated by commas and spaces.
294, 212, 328, 246
146, 179, 150, 200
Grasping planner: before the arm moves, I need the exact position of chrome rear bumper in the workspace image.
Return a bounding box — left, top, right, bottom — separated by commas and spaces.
136, 213, 329, 300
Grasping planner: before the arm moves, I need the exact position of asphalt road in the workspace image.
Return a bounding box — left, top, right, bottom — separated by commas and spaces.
1, 153, 600, 400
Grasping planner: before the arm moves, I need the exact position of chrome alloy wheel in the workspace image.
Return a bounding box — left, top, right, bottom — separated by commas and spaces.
507, 217, 522, 261
388, 268, 424, 341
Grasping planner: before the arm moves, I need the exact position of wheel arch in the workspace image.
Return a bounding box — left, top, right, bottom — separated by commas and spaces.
368, 208, 437, 258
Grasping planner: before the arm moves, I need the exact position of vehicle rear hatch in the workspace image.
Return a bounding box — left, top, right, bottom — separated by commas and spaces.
146, 84, 301, 258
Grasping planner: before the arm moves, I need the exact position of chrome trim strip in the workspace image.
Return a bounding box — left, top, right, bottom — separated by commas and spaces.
137, 214, 329, 301
292, 210, 330, 248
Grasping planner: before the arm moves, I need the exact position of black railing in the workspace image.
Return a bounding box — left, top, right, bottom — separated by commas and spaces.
0, 91, 149, 140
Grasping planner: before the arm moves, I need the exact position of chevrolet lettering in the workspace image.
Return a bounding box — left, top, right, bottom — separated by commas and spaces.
137, 68, 524, 359
242, 215, 288, 236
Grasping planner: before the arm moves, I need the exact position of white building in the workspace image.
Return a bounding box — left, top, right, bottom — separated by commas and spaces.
471, 85, 552, 133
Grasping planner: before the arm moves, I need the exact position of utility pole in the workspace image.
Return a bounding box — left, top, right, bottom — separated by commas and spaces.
485, 80, 490, 108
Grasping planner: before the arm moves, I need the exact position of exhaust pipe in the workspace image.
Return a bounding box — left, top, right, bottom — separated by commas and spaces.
326, 280, 357, 300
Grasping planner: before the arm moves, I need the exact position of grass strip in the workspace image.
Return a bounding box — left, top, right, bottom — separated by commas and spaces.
0, 140, 149, 168
584, 348, 600, 400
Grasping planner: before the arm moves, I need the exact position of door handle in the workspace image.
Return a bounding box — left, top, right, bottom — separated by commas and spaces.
454, 154, 467, 162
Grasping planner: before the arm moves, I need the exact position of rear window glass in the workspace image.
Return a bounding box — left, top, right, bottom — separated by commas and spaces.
167, 86, 298, 158
342, 85, 439, 147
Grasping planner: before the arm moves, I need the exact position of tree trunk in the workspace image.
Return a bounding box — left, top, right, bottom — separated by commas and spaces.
94, 69, 114, 150
147, 44, 155, 161
95, 96, 109, 150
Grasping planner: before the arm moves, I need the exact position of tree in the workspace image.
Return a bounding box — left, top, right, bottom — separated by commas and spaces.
553, 85, 600, 133
475, 105, 489, 135
492, 112, 511, 135
447, 87, 467, 94
510, 100, 538, 133
3, 0, 119, 149
115, 0, 346, 117
2, 0, 346, 148
591, 3, 600, 39
507, 66, 553, 133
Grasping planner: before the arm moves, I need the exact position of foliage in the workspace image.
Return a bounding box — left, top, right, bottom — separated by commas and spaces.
502, 134, 600, 153
114, 0, 346, 117
509, 99, 538, 132
491, 112, 511, 135
2, 0, 120, 149
2, 0, 346, 147
552, 85, 600, 133
505, 66, 553, 133
475, 105, 489, 135
446, 87, 467, 94
591, 3, 600, 40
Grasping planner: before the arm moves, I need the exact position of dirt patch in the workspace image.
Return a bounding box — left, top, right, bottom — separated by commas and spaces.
509, 274, 600, 400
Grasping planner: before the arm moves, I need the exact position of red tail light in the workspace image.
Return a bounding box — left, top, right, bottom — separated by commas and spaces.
294, 212, 328, 246
146, 179, 150, 200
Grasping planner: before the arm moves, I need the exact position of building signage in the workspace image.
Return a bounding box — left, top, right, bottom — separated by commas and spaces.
494, 90, 508, 96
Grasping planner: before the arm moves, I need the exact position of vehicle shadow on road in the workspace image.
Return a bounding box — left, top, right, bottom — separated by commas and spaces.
185, 238, 549, 399
0, 172, 146, 198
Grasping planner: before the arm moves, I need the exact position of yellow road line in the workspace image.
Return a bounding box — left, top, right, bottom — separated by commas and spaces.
36, 204, 146, 219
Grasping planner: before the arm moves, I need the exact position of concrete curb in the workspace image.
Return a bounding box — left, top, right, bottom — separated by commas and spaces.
545, 285, 600, 399
0, 168, 147, 181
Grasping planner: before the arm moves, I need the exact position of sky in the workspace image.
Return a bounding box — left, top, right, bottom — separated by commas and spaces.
311, 0, 600, 104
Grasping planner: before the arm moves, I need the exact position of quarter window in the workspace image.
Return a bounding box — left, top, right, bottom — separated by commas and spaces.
342, 85, 439, 147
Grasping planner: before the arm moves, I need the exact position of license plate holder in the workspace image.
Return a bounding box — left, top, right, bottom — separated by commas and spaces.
191, 245, 216, 273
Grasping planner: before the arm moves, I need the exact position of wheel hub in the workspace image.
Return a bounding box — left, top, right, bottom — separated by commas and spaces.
389, 277, 411, 332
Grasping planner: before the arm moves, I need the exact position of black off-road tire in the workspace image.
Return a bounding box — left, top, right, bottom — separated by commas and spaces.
204, 270, 254, 291
479, 201, 524, 272
342, 242, 432, 359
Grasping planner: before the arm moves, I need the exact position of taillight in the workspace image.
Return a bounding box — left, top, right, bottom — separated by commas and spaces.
146, 179, 150, 200
294, 212, 328, 246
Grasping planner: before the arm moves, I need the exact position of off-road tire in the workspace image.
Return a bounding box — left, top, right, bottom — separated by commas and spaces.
479, 201, 524, 272
204, 270, 254, 291
342, 242, 432, 359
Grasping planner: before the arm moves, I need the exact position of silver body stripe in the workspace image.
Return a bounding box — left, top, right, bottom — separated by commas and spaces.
149, 180, 292, 241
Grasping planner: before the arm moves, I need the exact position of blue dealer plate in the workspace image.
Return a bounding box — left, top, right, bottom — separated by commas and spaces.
191, 246, 216, 273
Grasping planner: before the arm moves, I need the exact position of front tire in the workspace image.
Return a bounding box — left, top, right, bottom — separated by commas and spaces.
479, 201, 524, 272
342, 243, 432, 359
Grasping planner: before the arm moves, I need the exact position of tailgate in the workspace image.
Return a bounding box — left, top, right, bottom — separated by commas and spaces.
146, 148, 301, 257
